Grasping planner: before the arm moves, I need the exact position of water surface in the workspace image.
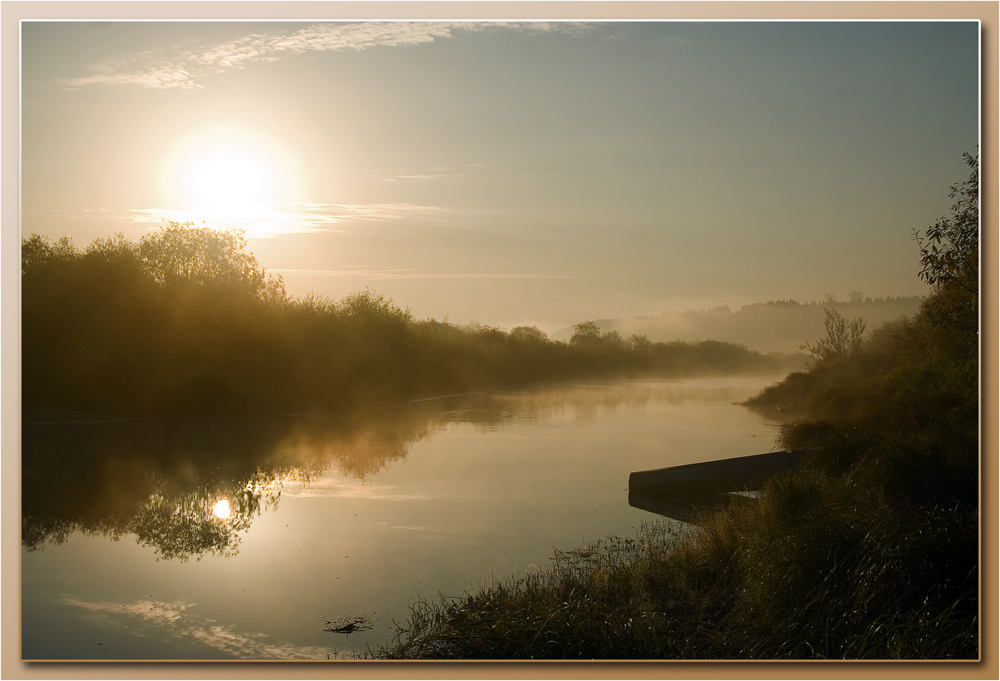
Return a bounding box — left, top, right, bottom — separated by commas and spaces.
21, 377, 784, 659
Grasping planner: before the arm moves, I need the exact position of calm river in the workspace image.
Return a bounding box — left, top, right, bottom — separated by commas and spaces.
22, 377, 784, 660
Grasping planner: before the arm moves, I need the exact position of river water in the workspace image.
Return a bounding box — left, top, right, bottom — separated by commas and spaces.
21, 377, 784, 660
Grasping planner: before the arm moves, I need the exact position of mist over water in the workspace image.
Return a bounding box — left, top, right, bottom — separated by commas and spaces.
21, 378, 784, 659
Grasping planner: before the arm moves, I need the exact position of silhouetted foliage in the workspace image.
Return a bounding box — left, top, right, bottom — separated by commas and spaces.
22, 223, 796, 418
800, 308, 867, 370
914, 152, 980, 342
139, 223, 285, 302
915, 152, 979, 297
570, 320, 602, 345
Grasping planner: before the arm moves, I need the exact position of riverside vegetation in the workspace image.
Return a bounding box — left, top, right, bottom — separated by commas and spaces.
369, 153, 980, 659
22, 226, 798, 418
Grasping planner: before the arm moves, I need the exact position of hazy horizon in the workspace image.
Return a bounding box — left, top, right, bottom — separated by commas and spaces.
21, 20, 978, 334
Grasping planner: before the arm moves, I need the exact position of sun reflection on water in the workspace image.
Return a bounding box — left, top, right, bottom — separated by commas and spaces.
212, 498, 231, 520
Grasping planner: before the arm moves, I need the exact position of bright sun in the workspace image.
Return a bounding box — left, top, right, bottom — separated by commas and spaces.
159, 125, 305, 236
164, 125, 294, 215
185, 144, 276, 210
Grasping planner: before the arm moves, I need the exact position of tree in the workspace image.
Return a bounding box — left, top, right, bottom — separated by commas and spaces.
570, 321, 602, 345
913, 152, 979, 337
337, 288, 413, 326
627, 333, 652, 352
800, 308, 867, 369
139, 221, 285, 304
21, 234, 76, 277
915, 152, 978, 297
509, 325, 549, 344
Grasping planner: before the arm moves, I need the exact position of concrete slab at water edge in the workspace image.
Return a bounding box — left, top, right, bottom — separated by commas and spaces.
629, 450, 804, 495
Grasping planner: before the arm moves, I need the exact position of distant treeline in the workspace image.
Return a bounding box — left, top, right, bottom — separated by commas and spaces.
22, 224, 798, 418
553, 295, 924, 353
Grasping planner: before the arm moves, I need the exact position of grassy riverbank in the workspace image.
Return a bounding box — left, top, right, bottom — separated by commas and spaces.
370, 154, 980, 660
373, 495, 975, 659
373, 429, 977, 660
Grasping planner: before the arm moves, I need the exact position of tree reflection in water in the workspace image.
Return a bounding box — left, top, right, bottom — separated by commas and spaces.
21, 407, 434, 561
22, 383, 684, 561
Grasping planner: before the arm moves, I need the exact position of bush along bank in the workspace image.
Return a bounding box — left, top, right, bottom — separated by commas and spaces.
22, 223, 799, 419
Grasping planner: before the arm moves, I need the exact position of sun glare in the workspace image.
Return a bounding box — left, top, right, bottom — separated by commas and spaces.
156, 124, 309, 237
164, 125, 296, 212
190, 150, 268, 209
183, 143, 278, 211
212, 498, 231, 520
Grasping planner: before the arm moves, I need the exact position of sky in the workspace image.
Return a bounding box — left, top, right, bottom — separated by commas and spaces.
20, 20, 979, 333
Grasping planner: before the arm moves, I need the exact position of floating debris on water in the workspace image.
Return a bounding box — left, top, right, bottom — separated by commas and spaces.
322, 612, 377, 635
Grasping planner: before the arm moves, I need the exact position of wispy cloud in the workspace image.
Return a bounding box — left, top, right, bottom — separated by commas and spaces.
27, 201, 447, 238
272, 268, 575, 280
273, 476, 436, 501
64, 21, 586, 90
60, 596, 192, 625
128, 203, 447, 238
373, 170, 469, 183
280, 201, 447, 225
374, 521, 449, 534
59, 595, 338, 659
34, 202, 442, 238
187, 625, 335, 660
65, 51, 198, 89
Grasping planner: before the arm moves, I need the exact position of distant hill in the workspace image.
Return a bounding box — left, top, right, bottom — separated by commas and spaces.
553, 296, 924, 354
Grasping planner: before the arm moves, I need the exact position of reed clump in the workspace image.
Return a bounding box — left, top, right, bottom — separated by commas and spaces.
373, 476, 976, 659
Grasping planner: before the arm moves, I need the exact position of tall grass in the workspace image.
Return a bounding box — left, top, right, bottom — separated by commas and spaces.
373, 452, 977, 659
373, 484, 977, 659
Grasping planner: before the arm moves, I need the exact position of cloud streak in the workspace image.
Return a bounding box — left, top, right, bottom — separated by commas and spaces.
273, 476, 436, 501
272, 268, 575, 280
64, 21, 584, 90
125, 202, 446, 238
26, 202, 448, 238
59, 595, 338, 659
373, 170, 469, 183
186, 625, 335, 660
60, 596, 192, 625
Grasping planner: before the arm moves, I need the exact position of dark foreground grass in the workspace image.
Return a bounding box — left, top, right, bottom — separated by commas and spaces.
372, 471, 977, 660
